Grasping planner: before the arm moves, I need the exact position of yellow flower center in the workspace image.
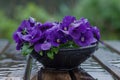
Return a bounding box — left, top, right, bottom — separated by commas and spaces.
81, 37, 85, 42
57, 39, 60, 43
64, 27, 67, 31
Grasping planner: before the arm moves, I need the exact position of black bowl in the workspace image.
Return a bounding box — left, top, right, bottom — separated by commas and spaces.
31, 43, 98, 70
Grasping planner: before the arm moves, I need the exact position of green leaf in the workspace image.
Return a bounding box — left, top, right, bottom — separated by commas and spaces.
52, 47, 59, 54
39, 51, 43, 56
59, 41, 79, 49
47, 51, 54, 59
21, 44, 33, 56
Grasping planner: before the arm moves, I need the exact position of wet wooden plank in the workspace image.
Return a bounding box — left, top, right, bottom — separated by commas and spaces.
4, 43, 25, 60
0, 77, 23, 80
4, 43, 20, 54
101, 41, 120, 55
92, 49, 120, 79
0, 39, 9, 54
105, 41, 120, 52
81, 58, 114, 80
8, 69, 25, 77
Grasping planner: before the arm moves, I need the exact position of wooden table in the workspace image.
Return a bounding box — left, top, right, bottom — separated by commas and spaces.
0, 39, 120, 80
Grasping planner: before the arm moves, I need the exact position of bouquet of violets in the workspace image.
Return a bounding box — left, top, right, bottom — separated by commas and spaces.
13, 16, 100, 59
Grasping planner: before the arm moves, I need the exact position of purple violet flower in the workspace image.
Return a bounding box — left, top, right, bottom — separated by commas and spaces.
22, 27, 42, 44
46, 24, 67, 47
60, 16, 76, 31
69, 17, 99, 46
34, 36, 51, 52
13, 16, 101, 57
69, 18, 90, 39
17, 17, 35, 33
74, 30, 94, 46
13, 17, 36, 49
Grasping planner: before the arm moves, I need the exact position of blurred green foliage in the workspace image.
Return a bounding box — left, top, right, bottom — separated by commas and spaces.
73, 0, 120, 39
0, 3, 54, 41
15, 3, 55, 22
0, 10, 18, 41
0, 0, 120, 41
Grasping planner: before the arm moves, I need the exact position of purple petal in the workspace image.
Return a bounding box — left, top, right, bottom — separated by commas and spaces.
91, 38, 97, 43
39, 22, 54, 32
29, 17, 35, 23
92, 26, 100, 40
61, 16, 76, 31
51, 41, 60, 47
17, 20, 27, 32
60, 29, 69, 35
13, 32, 19, 42
13, 32, 23, 43
41, 42, 51, 50
74, 30, 94, 46
69, 26, 81, 39
34, 44, 42, 52
16, 42, 23, 50
62, 16, 76, 26
22, 35, 31, 41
